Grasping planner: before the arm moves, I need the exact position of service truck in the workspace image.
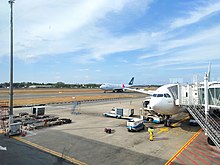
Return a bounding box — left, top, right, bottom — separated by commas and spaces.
127, 118, 145, 132
103, 107, 134, 119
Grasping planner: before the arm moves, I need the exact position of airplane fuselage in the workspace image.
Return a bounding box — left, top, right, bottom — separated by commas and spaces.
100, 83, 131, 92
100, 77, 134, 93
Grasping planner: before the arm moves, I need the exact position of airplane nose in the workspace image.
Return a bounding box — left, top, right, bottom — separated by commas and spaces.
150, 98, 162, 112
100, 85, 105, 89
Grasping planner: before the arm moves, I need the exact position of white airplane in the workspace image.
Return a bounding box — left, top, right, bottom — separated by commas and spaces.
100, 77, 134, 93
125, 83, 183, 126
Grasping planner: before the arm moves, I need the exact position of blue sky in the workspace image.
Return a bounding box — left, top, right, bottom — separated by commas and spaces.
1, 0, 220, 85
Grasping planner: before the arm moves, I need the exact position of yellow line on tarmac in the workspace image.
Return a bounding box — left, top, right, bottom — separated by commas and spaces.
171, 116, 190, 127
164, 129, 202, 165
157, 116, 189, 134
13, 136, 87, 165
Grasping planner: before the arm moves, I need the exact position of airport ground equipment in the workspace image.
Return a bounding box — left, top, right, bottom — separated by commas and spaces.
127, 118, 145, 132
32, 106, 45, 116
144, 115, 163, 123
0, 101, 9, 129
103, 107, 134, 119
139, 108, 164, 124
8, 122, 21, 136
104, 128, 114, 134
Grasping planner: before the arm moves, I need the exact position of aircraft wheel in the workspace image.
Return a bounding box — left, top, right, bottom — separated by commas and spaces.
207, 137, 215, 146
164, 120, 167, 127
167, 120, 171, 127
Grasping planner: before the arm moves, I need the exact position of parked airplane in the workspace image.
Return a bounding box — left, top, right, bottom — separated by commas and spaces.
100, 77, 134, 93
125, 84, 183, 127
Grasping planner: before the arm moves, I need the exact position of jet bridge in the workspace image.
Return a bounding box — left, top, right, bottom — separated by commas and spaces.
171, 80, 220, 149
177, 82, 220, 107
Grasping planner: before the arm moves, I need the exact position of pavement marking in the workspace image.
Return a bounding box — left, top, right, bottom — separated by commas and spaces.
188, 145, 220, 164
171, 116, 190, 127
157, 116, 189, 134
165, 128, 202, 165
13, 136, 88, 165
0, 145, 7, 151
184, 148, 210, 165
157, 127, 169, 134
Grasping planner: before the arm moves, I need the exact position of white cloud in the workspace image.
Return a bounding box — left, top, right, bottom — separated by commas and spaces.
75, 32, 152, 63
78, 68, 89, 72
135, 23, 220, 69
160, 24, 220, 51
0, 0, 153, 63
170, 1, 220, 29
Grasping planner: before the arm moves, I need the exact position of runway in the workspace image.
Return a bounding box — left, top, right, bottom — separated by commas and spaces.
0, 88, 143, 100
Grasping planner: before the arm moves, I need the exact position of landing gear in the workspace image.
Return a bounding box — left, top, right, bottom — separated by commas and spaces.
164, 115, 171, 127
207, 137, 215, 146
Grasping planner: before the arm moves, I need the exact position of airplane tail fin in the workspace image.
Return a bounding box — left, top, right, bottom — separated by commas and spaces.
128, 77, 134, 85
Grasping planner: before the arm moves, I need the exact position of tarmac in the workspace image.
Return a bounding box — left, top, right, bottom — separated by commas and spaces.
1, 97, 220, 165
0, 133, 73, 165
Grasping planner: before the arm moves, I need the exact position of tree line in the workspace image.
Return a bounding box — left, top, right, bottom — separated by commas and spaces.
0, 82, 101, 89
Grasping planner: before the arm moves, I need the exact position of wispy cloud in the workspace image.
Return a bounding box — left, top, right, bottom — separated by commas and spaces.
1, 0, 220, 84
75, 32, 152, 63
170, 1, 220, 29
78, 68, 89, 72
1, 0, 153, 63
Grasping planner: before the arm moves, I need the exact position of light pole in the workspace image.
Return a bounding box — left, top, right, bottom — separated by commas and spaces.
8, 0, 15, 127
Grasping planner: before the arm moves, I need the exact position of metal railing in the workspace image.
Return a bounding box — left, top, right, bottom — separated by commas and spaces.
187, 105, 220, 150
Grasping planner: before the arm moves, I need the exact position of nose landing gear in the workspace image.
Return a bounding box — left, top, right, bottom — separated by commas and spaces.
164, 115, 171, 127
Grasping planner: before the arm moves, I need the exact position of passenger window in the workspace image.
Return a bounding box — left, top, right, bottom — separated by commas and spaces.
153, 94, 157, 97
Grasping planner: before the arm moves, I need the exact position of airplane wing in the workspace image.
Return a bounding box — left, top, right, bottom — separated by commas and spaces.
124, 87, 155, 95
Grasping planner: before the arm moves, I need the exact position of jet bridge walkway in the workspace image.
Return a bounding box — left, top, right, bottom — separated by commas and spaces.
168, 81, 220, 150
186, 105, 220, 149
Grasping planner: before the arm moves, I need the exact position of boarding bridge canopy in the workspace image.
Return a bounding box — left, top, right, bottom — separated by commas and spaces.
198, 84, 220, 107
177, 82, 220, 108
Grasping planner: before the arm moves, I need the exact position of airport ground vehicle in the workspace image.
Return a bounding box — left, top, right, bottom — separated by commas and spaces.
127, 118, 145, 132
144, 114, 164, 123
103, 107, 134, 119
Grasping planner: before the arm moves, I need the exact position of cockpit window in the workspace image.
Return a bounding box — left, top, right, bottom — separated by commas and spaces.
164, 93, 171, 98
157, 94, 163, 97
153, 94, 170, 98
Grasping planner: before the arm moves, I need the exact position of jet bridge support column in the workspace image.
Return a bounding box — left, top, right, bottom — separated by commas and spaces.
204, 73, 209, 135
